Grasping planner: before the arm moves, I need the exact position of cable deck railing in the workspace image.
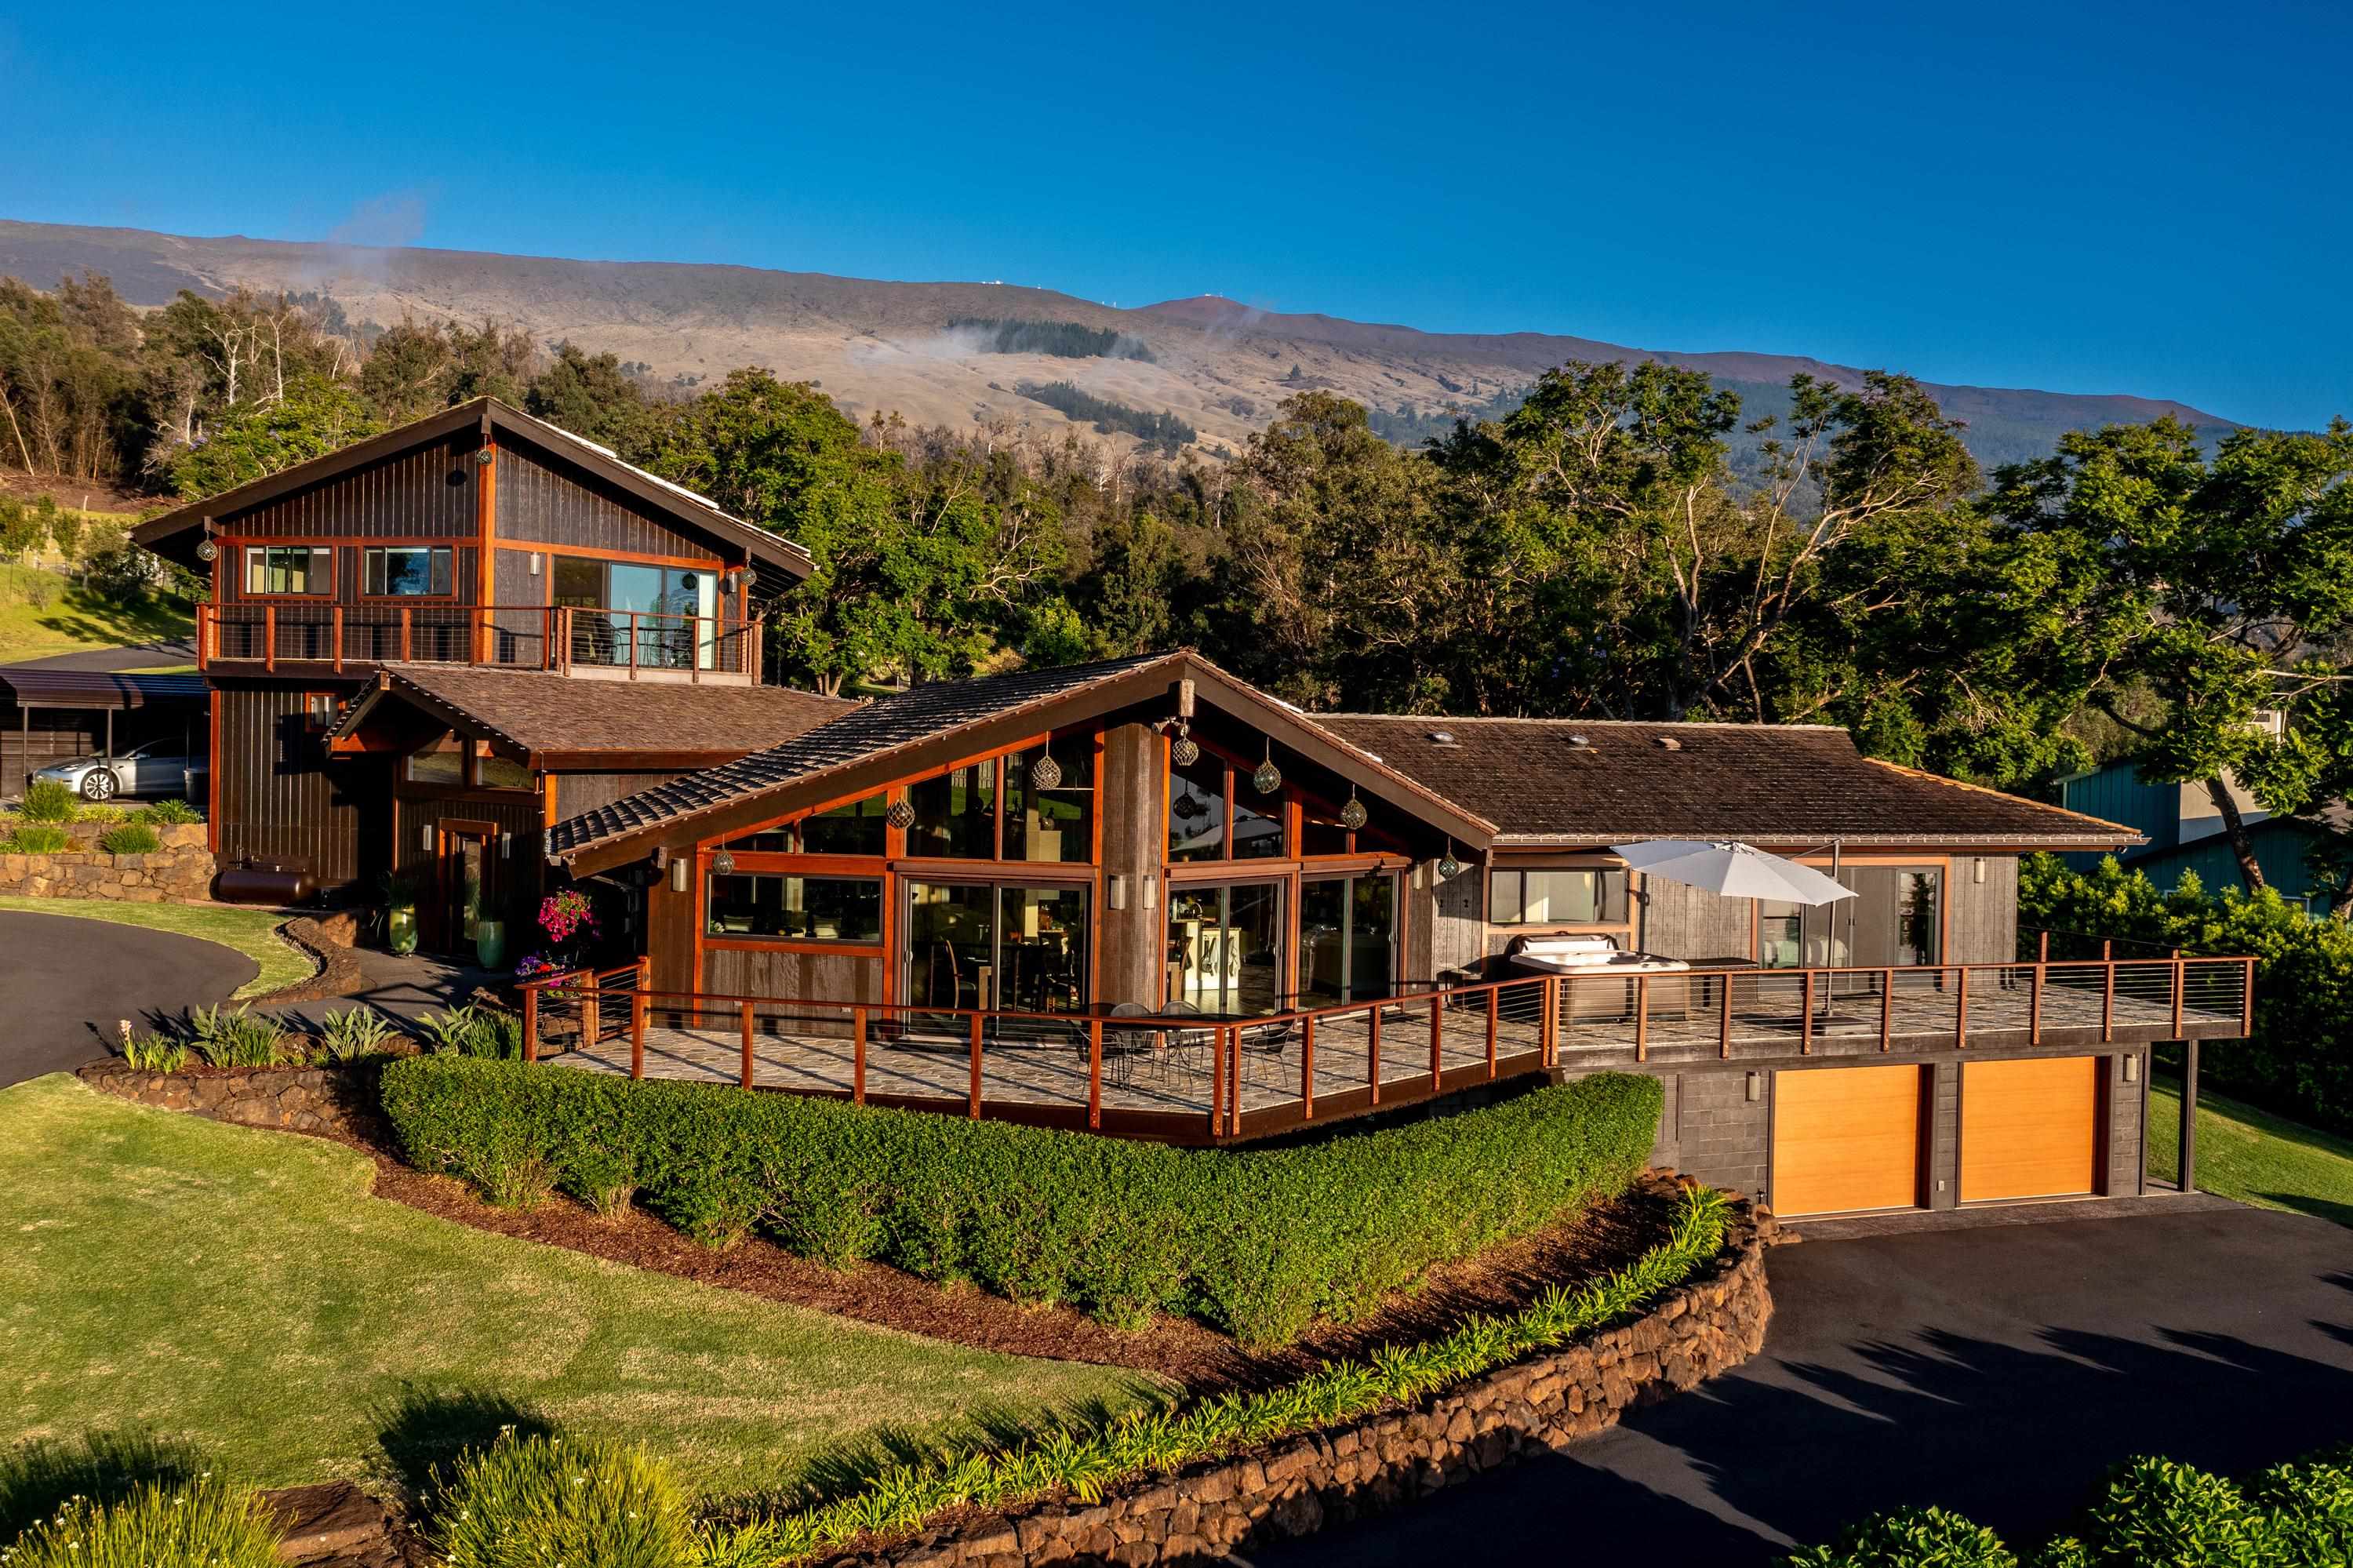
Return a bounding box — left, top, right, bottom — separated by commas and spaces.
518, 948, 2254, 1144
197, 602, 762, 680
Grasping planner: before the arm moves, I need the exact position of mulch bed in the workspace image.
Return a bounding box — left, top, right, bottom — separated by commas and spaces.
319, 1108, 1678, 1395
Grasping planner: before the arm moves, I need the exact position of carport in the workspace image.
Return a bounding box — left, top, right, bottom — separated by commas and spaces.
0, 668, 208, 799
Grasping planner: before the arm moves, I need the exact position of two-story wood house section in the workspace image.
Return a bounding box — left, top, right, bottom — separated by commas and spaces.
132, 397, 841, 944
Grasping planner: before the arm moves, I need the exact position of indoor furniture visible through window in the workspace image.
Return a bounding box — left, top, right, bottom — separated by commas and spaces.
906, 880, 1090, 1013
1760, 864, 1944, 970
552, 555, 718, 669
1166, 880, 1286, 1014
1299, 873, 1398, 1006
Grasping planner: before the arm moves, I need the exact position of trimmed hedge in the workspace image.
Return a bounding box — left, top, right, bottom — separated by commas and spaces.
379, 1058, 1664, 1344
1789, 1447, 2353, 1566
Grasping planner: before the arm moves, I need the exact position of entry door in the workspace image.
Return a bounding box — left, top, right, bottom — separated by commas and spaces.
1960, 1056, 2101, 1202
431, 819, 499, 954
1772, 1064, 1926, 1217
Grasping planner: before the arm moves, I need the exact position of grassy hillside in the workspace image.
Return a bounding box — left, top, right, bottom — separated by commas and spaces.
0, 563, 191, 663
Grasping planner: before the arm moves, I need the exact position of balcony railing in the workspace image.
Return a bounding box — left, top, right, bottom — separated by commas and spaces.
196, 602, 762, 680
517, 950, 2255, 1145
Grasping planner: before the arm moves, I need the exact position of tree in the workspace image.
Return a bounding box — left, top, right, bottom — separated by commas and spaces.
0, 496, 45, 562
169, 376, 379, 500
525, 344, 656, 456
39, 496, 78, 562
1987, 417, 2353, 900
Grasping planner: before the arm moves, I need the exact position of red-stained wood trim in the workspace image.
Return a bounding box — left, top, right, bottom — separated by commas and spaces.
1301, 1013, 1317, 1119
967, 1013, 984, 1117
1368, 1007, 1382, 1104
740, 999, 755, 1089
1087, 1020, 1102, 1130
498, 540, 725, 570
853, 1006, 868, 1104
704, 938, 888, 959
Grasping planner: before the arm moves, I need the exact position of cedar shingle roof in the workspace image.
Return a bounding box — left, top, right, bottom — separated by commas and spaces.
549, 653, 1179, 856
335, 664, 856, 761
1314, 715, 2139, 848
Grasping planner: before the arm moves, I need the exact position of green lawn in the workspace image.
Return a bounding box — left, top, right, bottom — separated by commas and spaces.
0, 563, 192, 663
0, 898, 313, 1000
0, 1075, 1159, 1497
2148, 1078, 2353, 1228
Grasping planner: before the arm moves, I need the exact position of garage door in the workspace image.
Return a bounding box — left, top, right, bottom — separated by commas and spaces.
1961, 1056, 2100, 1202
1773, 1064, 1924, 1217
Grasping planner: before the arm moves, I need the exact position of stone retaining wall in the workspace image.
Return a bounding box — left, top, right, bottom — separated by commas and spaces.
0, 820, 213, 900
80, 1057, 384, 1137
822, 1197, 1775, 1566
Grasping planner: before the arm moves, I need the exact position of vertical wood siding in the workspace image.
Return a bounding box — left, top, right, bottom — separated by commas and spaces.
1947, 855, 2018, 964
1096, 721, 1163, 1006
493, 438, 728, 562
213, 685, 384, 890
704, 947, 886, 1011
390, 790, 548, 932
1639, 879, 1755, 962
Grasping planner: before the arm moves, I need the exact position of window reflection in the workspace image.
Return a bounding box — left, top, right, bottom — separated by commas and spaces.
1167, 881, 1286, 1015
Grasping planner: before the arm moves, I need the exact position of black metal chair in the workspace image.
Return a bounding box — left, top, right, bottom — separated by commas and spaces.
1091, 1002, 1157, 1090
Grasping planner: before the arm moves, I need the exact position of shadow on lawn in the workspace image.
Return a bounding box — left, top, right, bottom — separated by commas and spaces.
372, 1385, 554, 1500
0, 1429, 209, 1540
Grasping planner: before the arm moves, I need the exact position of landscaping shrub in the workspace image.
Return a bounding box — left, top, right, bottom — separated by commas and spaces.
317, 1006, 396, 1062
2, 1475, 281, 1568
380, 1059, 1664, 1343
1788, 1444, 2353, 1566
417, 1003, 527, 1061
187, 1003, 290, 1068
425, 1429, 696, 1568
95, 823, 158, 856
0, 824, 71, 853
117, 1024, 188, 1071
2021, 854, 2353, 1132
17, 778, 76, 824
134, 799, 203, 826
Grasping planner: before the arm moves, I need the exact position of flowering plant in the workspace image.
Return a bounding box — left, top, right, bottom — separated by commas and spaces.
513, 951, 562, 980
538, 889, 599, 944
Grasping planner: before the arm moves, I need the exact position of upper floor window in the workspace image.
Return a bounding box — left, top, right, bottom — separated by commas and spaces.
1491, 868, 1628, 926
244, 545, 329, 596
363, 545, 453, 597
904, 739, 1097, 864
722, 793, 891, 858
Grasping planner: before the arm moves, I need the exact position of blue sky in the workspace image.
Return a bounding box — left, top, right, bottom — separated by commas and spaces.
2, 0, 2346, 429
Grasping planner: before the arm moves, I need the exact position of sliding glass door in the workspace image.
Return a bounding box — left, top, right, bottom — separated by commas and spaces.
1761, 864, 1943, 972
1298, 873, 1397, 1006
1166, 880, 1286, 1015
905, 880, 1090, 1017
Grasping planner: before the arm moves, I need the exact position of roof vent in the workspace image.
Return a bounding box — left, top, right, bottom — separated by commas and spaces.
1654, 736, 1682, 751
1566, 733, 1591, 750
1427, 729, 1457, 747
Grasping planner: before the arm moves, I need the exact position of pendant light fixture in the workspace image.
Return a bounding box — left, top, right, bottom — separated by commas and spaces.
886, 798, 915, 831
1170, 721, 1199, 768
1437, 840, 1463, 881
1340, 786, 1368, 832
710, 848, 736, 876
1252, 738, 1282, 795
1031, 737, 1063, 791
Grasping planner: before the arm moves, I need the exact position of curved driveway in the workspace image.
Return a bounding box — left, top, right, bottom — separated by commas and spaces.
0, 910, 256, 1086
1263, 1203, 2353, 1565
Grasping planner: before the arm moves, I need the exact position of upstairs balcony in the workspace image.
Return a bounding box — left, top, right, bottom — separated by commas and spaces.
195, 602, 765, 685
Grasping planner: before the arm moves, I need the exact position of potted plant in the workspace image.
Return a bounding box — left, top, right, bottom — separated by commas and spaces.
381, 870, 419, 956
469, 873, 507, 969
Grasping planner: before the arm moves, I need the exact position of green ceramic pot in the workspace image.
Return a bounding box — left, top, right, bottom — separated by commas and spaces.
474, 918, 507, 970
386, 905, 418, 956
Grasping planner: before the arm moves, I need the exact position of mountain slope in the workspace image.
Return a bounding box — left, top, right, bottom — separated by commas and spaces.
0, 219, 2241, 468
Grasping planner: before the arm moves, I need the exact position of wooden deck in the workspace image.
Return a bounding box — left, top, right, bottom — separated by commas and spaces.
528, 957, 2249, 1144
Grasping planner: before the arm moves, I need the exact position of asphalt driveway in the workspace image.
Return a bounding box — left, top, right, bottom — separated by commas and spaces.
0, 909, 256, 1086
1260, 1203, 2353, 1564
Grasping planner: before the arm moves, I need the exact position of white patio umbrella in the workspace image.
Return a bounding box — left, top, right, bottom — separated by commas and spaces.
1609, 839, 1856, 905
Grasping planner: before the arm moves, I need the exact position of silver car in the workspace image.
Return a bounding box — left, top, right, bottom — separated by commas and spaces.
33, 740, 208, 802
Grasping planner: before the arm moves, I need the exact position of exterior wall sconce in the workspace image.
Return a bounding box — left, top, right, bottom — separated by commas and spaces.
1109, 873, 1129, 911
1974, 857, 1988, 883
1746, 1071, 1762, 1102
419, 824, 435, 852
1144, 873, 1159, 911
529, 551, 542, 576
2123, 1054, 2140, 1083
669, 859, 689, 893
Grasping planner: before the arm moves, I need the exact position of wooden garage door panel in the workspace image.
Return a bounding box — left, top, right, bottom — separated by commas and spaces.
1961, 1056, 2100, 1202
1773, 1065, 1922, 1217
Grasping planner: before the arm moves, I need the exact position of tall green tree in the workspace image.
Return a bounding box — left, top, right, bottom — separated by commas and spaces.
169, 376, 379, 500
525, 343, 657, 457
1987, 417, 2353, 899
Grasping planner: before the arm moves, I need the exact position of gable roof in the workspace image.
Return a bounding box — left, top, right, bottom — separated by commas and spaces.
548, 652, 1498, 871
1315, 714, 2140, 849
132, 396, 813, 579
332, 664, 855, 769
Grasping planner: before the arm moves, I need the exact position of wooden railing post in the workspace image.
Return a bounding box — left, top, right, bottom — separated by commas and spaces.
1208, 1019, 1223, 1136
1087, 1019, 1101, 1130
2172, 955, 2187, 1038
1428, 992, 1444, 1084
580, 972, 599, 1057
400, 605, 413, 661
967, 1013, 983, 1118
1800, 970, 1813, 1055
1542, 977, 1559, 1066
853, 1006, 867, 1104
740, 1000, 755, 1089
521, 984, 538, 1062
1227, 1026, 1242, 1137
542, 606, 555, 670
628, 612, 640, 678
2242, 955, 2257, 1036
2030, 959, 2044, 1046
1486, 986, 1499, 1079
1301, 1014, 1317, 1120
1878, 968, 1893, 1052
1955, 966, 1970, 1049
1635, 974, 1649, 1063
2180, 1039, 2201, 1194
263, 603, 277, 672
1719, 973, 1733, 1059
330, 606, 344, 673
2103, 956, 2116, 1042
1368, 1006, 1383, 1104
629, 991, 647, 1080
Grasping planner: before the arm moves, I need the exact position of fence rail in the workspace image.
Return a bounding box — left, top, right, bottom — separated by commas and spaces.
197, 602, 762, 679
516, 950, 2254, 1144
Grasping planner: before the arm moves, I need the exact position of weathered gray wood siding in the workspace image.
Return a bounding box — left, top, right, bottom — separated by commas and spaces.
1096, 720, 1165, 1009
1638, 879, 1754, 963
1945, 854, 2018, 963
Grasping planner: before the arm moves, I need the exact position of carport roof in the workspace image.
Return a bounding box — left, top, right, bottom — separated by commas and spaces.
0, 668, 209, 711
